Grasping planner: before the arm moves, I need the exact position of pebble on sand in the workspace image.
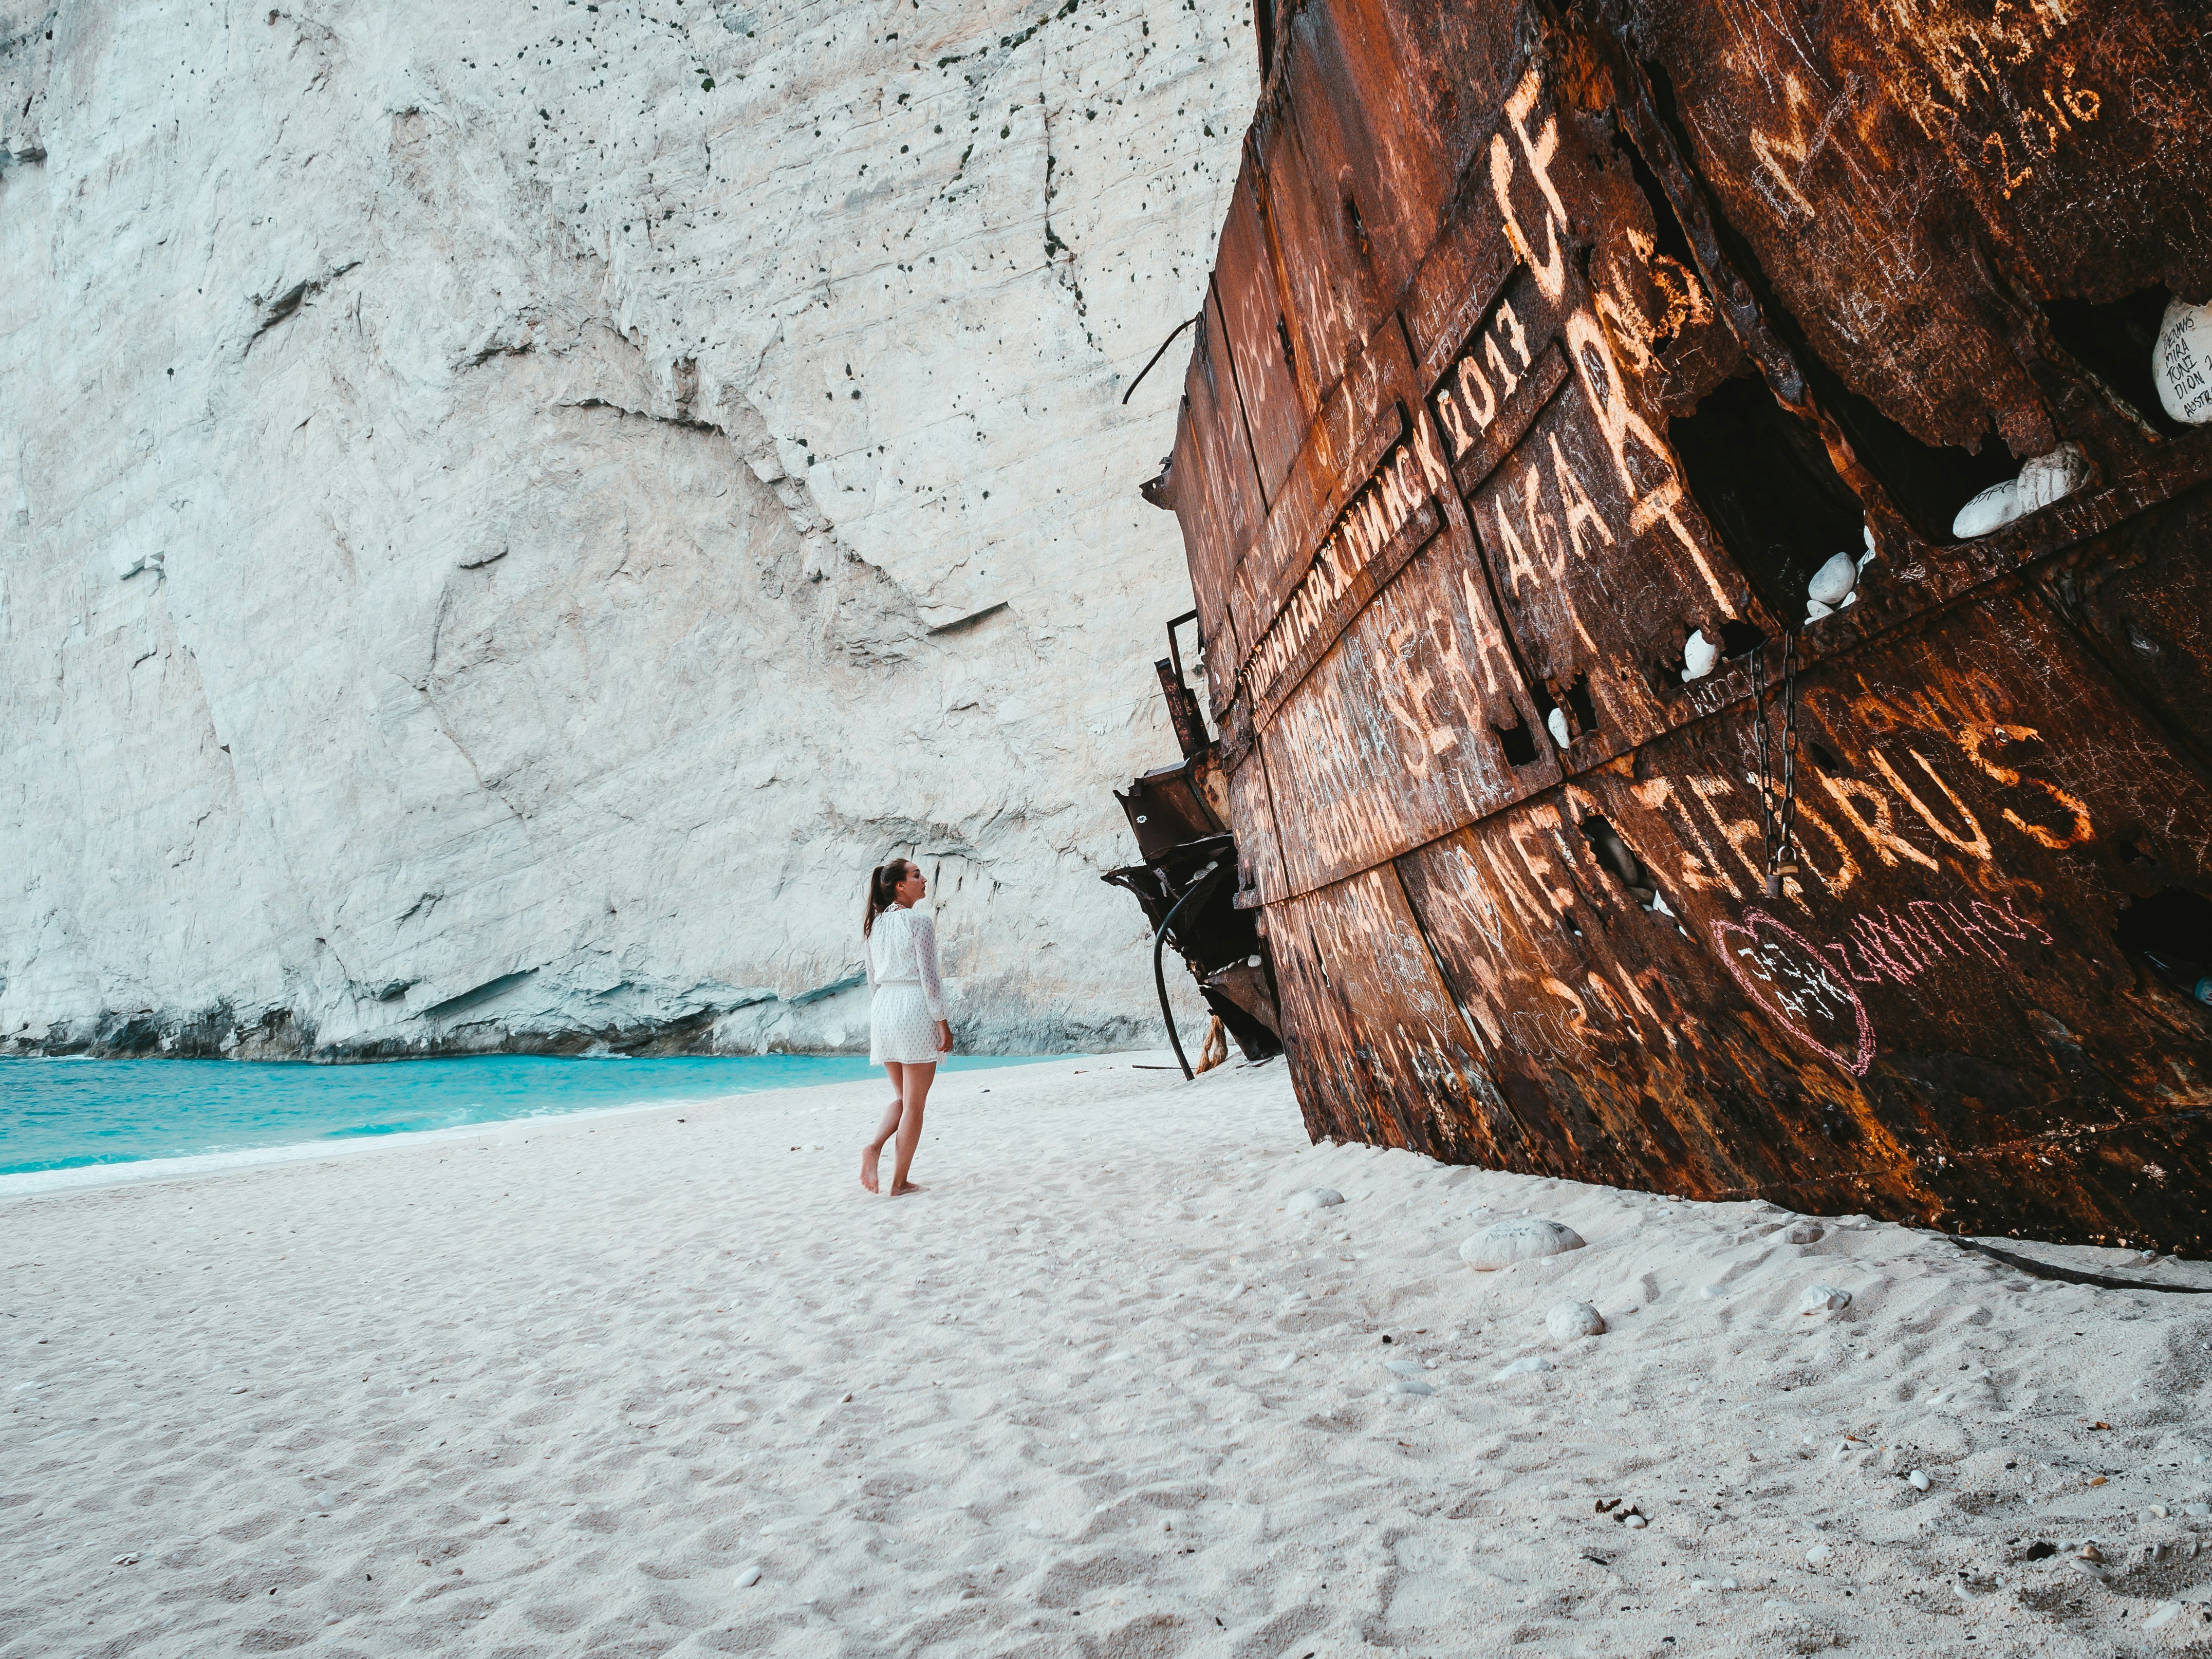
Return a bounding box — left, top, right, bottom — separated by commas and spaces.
1286, 1188, 1344, 1215
1460, 1218, 1585, 1271
1908, 1469, 1930, 1492
736, 1564, 763, 1588
1545, 1300, 1606, 1340
1798, 1283, 1851, 1315
1493, 1355, 1554, 1382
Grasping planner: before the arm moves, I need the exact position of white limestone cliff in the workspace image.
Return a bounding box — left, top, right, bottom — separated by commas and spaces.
0, 0, 1255, 1056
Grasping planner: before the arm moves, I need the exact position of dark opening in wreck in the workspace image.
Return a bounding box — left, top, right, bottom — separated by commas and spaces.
1111, 0, 2212, 1253
1104, 614, 1287, 1076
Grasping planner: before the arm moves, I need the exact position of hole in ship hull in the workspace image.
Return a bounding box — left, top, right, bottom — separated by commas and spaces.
2115, 888, 2212, 1009
1580, 814, 1659, 910
2042, 286, 2184, 437
1634, 63, 2024, 545
1495, 716, 1539, 768
1564, 674, 1598, 737
1668, 374, 1862, 622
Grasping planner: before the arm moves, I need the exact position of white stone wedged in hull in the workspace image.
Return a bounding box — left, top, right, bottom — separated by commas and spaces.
1950, 442, 2088, 540
1680, 628, 1718, 682
0, 0, 1256, 1057
1806, 551, 1856, 607
2155, 295, 2212, 425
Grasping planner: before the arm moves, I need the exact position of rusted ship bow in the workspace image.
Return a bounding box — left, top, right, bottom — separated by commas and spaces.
1127, 0, 2212, 1251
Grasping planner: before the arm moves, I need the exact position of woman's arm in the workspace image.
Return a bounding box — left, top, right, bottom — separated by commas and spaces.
916, 915, 946, 1020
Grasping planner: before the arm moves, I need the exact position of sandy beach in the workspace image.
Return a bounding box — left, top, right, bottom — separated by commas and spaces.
5, 1054, 2211, 1656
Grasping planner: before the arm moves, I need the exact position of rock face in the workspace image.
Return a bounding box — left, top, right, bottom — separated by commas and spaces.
0, 0, 1256, 1057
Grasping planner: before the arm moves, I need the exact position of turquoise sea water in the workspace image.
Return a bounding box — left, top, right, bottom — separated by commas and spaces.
0, 1053, 1059, 1178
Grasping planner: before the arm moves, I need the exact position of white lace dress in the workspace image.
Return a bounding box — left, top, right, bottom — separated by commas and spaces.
867, 907, 947, 1064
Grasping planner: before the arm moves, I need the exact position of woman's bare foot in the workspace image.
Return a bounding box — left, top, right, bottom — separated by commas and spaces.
861, 1097, 901, 1193
885, 1180, 927, 1197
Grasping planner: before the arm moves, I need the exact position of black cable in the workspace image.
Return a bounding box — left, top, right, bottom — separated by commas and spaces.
1122, 313, 1199, 405
1153, 861, 1225, 1079
1948, 1236, 2210, 1294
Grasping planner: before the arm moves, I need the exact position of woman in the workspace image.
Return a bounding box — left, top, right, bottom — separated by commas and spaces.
861, 859, 952, 1196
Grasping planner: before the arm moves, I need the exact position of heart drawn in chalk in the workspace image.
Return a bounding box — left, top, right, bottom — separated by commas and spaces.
1712, 908, 1876, 1076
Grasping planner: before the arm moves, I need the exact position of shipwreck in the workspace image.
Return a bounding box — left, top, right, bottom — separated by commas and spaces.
1116, 0, 2212, 1253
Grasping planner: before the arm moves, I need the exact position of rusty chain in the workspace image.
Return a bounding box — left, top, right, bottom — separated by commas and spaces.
1753, 629, 1800, 899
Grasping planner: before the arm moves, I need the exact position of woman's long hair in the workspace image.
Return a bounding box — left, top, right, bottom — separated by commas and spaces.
863, 861, 911, 938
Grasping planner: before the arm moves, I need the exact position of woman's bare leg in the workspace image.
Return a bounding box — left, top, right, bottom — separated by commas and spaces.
886, 1060, 936, 1195
863, 1062, 905, 1193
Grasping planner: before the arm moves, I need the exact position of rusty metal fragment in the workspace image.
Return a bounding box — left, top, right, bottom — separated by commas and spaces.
1139, 0, 2212, 1252
1105, 638, 1286, 1066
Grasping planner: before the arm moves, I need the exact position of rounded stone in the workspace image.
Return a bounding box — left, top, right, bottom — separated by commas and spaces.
1807, 550, 1858, 606
1798, 1282, 1851, 1315
1681, 628, 1718, 682
1492, 1355, 1554, 1382
1545, 1300, 1606, 1340
2155, 295, 2212, 425
1286, 1187, 1344, 1215
1953, 478, 2020, 539
1459, 1217, 1585, 1271
1956, 443, 2089, 538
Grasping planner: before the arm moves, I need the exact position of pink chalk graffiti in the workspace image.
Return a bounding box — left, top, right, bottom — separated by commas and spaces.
1713, 893, 2054, 1075
1821, 894, 2055, 987
1713, 908, 1878, 1076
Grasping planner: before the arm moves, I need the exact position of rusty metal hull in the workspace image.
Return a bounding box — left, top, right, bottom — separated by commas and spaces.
1154, 0, 2212, 1251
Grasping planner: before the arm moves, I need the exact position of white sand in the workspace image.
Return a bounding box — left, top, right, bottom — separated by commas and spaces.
6, 1054, 2211, 1656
